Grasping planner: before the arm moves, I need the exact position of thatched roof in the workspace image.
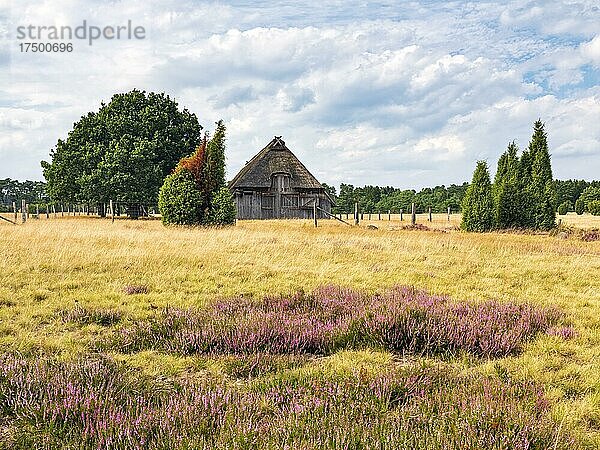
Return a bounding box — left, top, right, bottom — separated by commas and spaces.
229, 137, 324, 190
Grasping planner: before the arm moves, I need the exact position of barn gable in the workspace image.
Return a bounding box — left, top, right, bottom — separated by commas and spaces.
229, 136, 333, 220
229, 137, 323, 190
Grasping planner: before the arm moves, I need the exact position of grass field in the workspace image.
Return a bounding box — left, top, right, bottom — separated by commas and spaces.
1, 216, 600, 448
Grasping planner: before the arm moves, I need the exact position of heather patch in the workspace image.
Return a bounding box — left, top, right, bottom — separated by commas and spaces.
0, 353, 574, 450
123, 284, 149, 295
100, 286, 562, 358
58, 304, 123, 326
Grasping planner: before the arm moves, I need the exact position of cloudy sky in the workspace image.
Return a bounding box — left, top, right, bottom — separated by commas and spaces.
1, 0, 599, 189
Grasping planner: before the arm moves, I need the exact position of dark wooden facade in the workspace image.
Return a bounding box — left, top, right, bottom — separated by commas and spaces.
229, 137, 333, 220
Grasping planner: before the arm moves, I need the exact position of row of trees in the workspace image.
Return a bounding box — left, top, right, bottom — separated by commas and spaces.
0, 179, 48, 211
324, 183, 469, 214
158, 121, 236, 226
556, 181, 600, 215
461, 120, 557, 232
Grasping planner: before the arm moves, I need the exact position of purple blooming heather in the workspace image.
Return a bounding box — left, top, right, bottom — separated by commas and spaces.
0, 353, 575, 450
101, 285, 562, 358
547, 326, 578, 340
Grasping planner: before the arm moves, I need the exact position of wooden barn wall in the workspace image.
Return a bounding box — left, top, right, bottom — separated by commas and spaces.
234, 191, 331, 220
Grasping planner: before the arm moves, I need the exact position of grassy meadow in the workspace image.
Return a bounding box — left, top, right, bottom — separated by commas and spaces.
1, 215, 600, 448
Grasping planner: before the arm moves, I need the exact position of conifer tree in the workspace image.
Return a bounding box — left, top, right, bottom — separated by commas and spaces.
204, 120, 227, 198
202, 120, 236, 225
461, 161, 495, 232
529, 120, 556, 230
494, 142, 521, 229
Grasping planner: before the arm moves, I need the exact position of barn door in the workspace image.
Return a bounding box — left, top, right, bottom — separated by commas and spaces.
261, 194, 274, 219
270, 173, 291, 218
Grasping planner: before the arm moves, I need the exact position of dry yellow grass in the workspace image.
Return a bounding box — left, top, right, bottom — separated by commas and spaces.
1, 216, 600, 444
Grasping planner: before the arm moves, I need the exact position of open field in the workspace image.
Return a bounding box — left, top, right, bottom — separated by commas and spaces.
1, 217, 600, 448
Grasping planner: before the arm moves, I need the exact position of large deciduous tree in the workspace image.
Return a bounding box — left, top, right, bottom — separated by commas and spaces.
41, 89, 202, 207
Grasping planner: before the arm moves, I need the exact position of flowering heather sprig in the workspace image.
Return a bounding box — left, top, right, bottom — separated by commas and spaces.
59, 304, 123, 326
101, 285, 562, 358
123, 284, 149, 295
0, 353, 575, 450
547, 326, 578, 340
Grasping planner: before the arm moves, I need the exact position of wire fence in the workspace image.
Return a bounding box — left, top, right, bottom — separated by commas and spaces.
0, 201, 159, 224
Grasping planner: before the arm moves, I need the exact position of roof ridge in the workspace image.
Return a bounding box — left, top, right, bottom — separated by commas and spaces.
229, 136, 325, 191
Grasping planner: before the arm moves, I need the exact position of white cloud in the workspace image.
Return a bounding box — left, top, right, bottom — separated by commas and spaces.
580, 35, 600, 66
1, 0, 599, 188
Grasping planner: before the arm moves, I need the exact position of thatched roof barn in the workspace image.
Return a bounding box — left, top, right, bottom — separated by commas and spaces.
229, 136, 333, 219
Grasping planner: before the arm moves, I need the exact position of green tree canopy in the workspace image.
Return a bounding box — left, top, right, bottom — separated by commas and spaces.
41, 89, 202, 205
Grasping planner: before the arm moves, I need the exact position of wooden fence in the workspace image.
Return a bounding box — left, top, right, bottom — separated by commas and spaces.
0, 201, 159, 224
2, 200, 457, 228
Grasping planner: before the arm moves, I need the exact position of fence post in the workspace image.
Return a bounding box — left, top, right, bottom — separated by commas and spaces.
13, 202, 17, 221
400, 209, 403, 221
428, 207, 432, 222
368, 212, 371, 220
354, 202, 359, 225
313, 201, 317, 227
21, 200, 26, 223
388, 210, 391, 221
411, 203, 416, 226
447, 206, 451, 222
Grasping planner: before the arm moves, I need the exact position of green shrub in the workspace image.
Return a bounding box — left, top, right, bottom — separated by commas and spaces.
575, 198, 585, 215
588, 200, 600, 216
158, 169, 204, 225
461, 161, 495, 232
579, 186, 600, 209
557, 200, 571, 215
205, 187, 236, 226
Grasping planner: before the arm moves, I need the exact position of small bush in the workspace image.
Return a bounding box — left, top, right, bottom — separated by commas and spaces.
205, 187, 236, 226
588, 200, 600, 216
158, 169, 204, 225
557, 200, 571, 215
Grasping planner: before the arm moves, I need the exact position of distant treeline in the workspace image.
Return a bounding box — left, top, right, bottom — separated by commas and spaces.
322, 183, 469, 214
2, 177, 599, 215
0, 179, 48, 211
323, 179, 600, 214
